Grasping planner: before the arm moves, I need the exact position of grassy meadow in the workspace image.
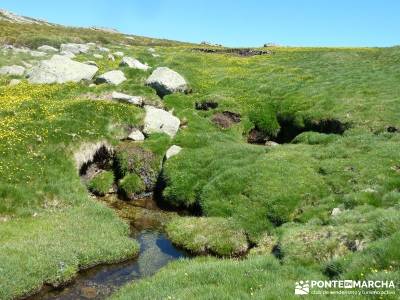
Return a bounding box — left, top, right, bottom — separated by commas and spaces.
0, 19, 399, 299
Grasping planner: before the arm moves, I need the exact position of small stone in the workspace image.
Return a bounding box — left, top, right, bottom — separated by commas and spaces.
30, 50, 46, 57
114, 51, 124, 57
9, 79, 21, 86
108, 54, 115, 61
331, 207, 342, 216
60, 51, 76, 58
60, 43, 90, 54
120, 57, 150, 70
152, 53, 160, 57
98, 46, 110, 52
165, 145, 182, 160
265, 141, 280, 147
148, 48, 156, 53
111, 91, 143, 106
37, 45, 58, 52
127, 129, 145, 141
0, 65, 25, 76
93, 54, 103, 59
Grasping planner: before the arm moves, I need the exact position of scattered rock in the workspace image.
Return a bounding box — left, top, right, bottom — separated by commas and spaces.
9, 79, 21, 86
0, 65, 25, 76
29, 50, 47, 57
331, 207, 342, 216
145, 67, 189, 97
195, 100, 218, 110
120, 57, 150, 70
108, 54, 115, 61
95, 70, 126, 85
148, 48, 156, 53
363, 187, 377, 193
97, 46, 110, 52
212, 111, 241, 129
37, 45, 58, 52
127, 129, 145, 141
165, 145, 182, 160
84, 61, 98, 67
113, 51, 124, 57
60, 43, 90, 54
60, 51, 76, 59
27, 55, 98, 84
93, 54, 103, 59
152, 53, 160, 57
111, 91, 143, 106
143, 105, 180, 137
265, 141, 280, 147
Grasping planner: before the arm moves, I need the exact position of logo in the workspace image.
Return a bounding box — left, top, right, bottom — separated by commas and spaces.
295, 281, 310, 295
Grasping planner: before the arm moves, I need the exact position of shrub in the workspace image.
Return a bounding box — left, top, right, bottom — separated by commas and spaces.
87, 171, 114, 196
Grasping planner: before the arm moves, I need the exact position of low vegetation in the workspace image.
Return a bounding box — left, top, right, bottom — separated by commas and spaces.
0, 15, 399, 299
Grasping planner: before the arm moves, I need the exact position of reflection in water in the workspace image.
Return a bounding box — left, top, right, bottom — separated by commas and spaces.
28, 230, 188, 300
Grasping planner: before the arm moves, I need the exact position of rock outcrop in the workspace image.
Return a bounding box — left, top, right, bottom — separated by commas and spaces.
27, 55, 98, 84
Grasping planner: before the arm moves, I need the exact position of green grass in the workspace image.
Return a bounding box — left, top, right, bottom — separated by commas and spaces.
166, 217, 248, 256
119, 173, 146, 196
1, 19, 400, 299
87, 170, 114, 196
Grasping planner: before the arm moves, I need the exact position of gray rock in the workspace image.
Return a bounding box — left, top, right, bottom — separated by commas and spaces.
331, 207, 342, 216
37, 45, 58, 52
97, 46, 110, 52
152, 53, 160, 57
120, 57, 150, 70
60, 43, 90, 54
93, 54, 103, 59
84, 61, 98, 67
108, 54, 115, 61
114, 51, 124, 57
127, 129, 145, 141
9, 79, 21, 86
60, 51, 76, 59
27, 55, 98, 84
165, 145, 182, 160
30, 51, 47, 57
145, 67, 189, 97
265, 141, 280, 147
148, 48, 156, 53
143, 105, 180, 137
111, 91, 143, 106
0, 65, 25, 76
95, 70, 126, 85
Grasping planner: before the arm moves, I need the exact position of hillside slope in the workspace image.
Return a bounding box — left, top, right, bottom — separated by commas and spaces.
0, 10, 399, 299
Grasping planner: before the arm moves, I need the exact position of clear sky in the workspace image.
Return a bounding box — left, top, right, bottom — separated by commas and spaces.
1, 0, 399, 47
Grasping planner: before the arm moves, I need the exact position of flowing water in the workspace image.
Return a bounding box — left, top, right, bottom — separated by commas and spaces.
27, 195, 188, 300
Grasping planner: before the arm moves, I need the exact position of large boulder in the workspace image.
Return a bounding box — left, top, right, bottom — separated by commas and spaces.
120, 57, 150, 71
95, 70, 126, 85
145, 67, 189, 97
60, 43, 90, 54
143, 105, 180, 137
27, 55, 98, 84
0, 65, 25, 76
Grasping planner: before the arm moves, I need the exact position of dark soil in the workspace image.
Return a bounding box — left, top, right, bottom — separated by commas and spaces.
193, 48, 273, 57
212, 111, 241, 128
195, 100, 219, 111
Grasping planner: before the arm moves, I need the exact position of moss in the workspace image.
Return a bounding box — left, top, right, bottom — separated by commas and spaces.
119, 173, 146, 198
87, 171, 114, 196
166, 217, 248, 257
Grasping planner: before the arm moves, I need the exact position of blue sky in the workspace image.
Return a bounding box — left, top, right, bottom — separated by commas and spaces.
1, 0, 399, 47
